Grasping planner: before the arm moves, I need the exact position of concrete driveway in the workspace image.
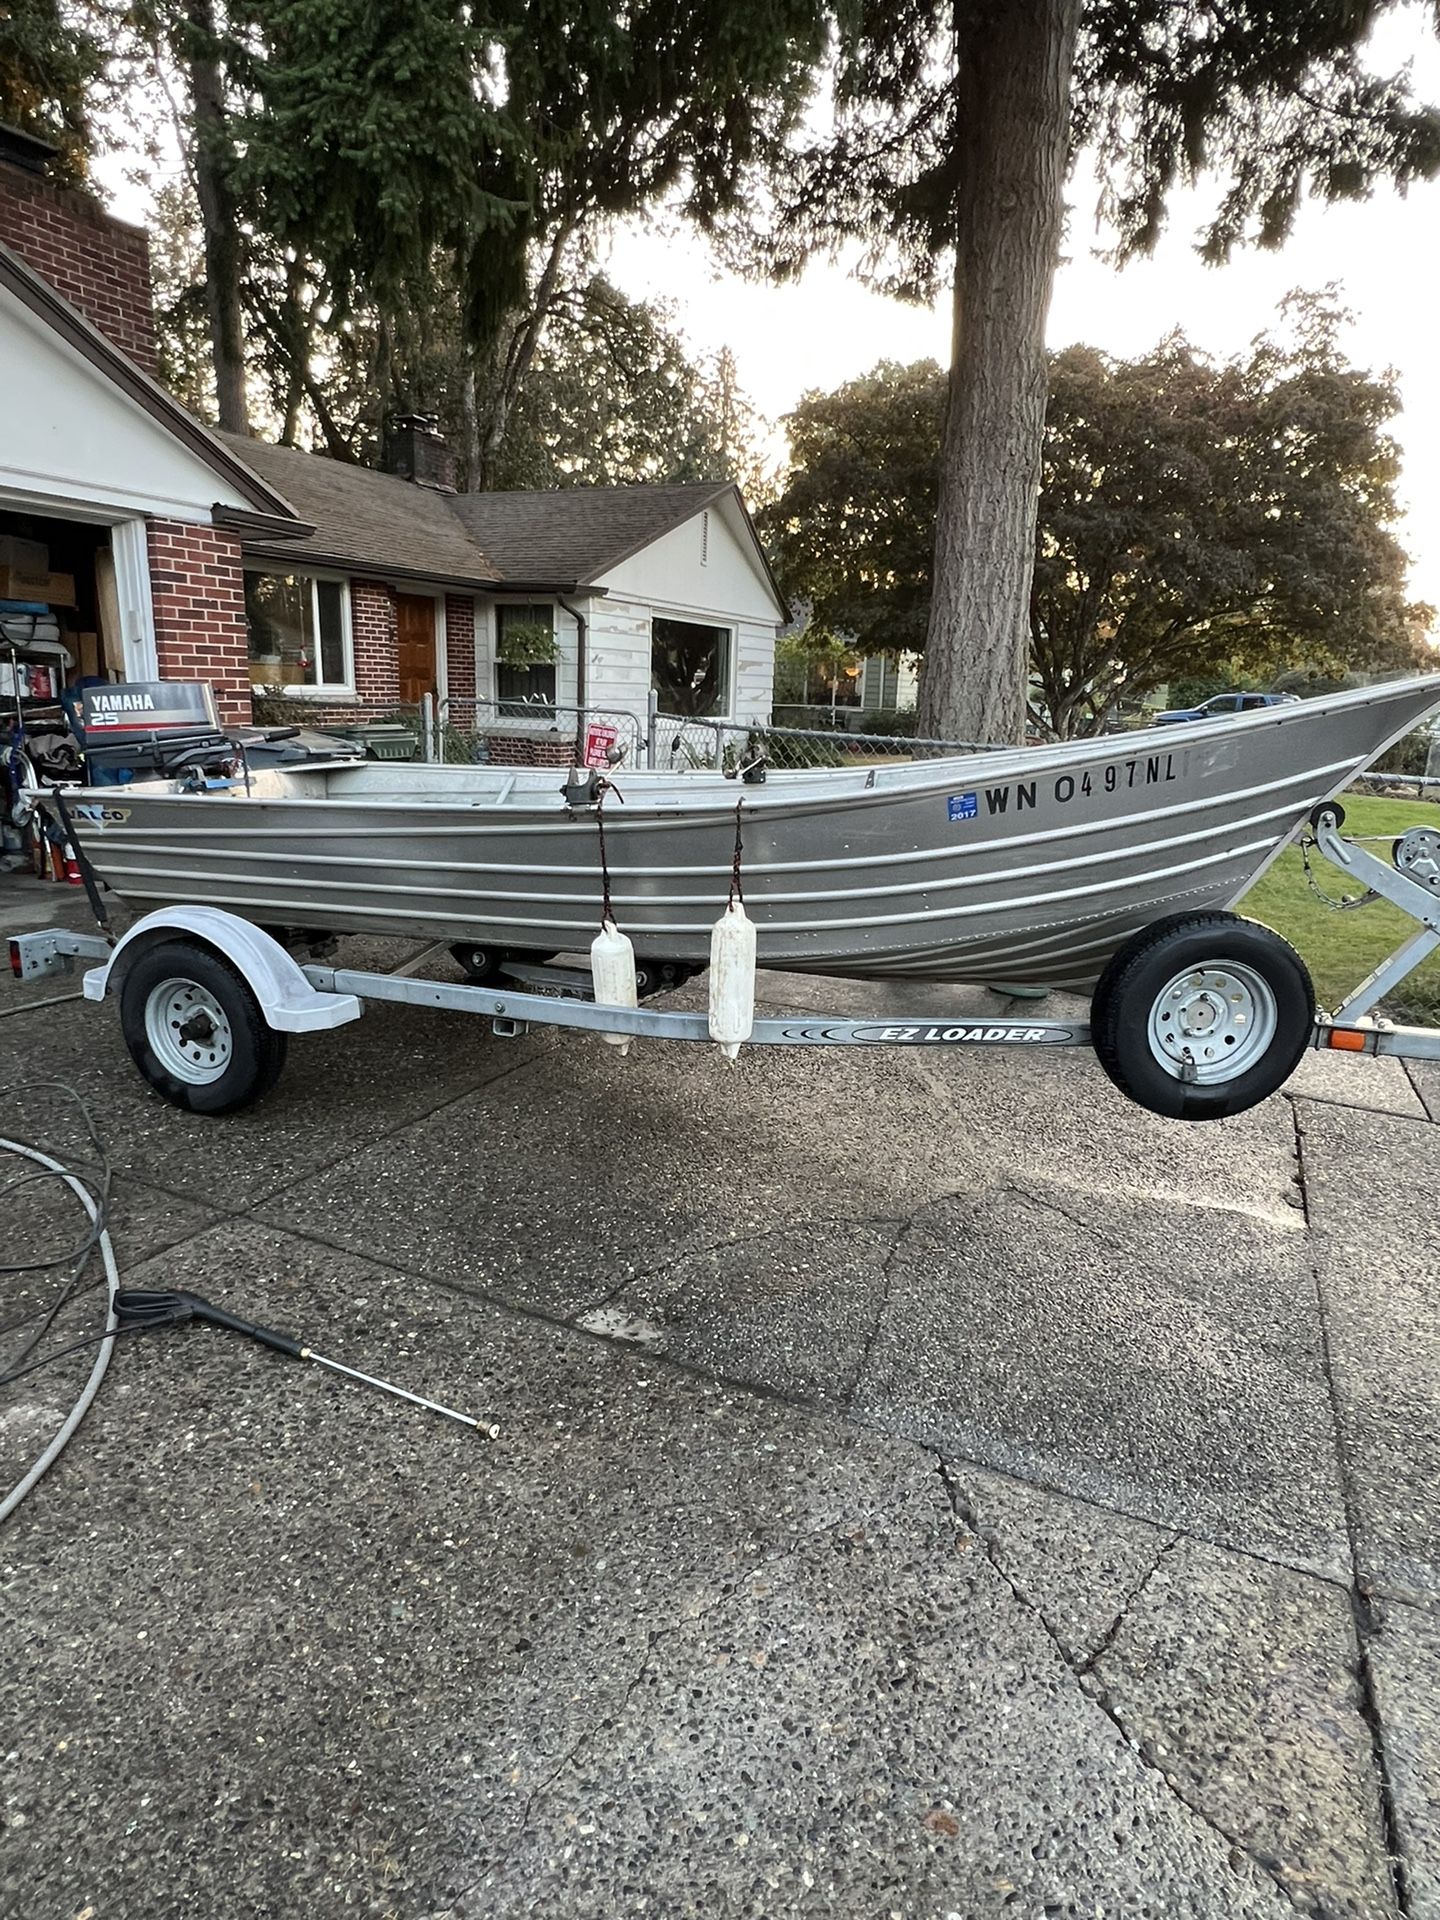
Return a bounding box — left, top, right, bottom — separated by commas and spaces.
2, 871, 1438, 1919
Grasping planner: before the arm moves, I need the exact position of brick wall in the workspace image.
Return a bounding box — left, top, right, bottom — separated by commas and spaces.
351, 581, 400, 705
147, 519, 252, 725
484, 733, 575, 768
0, 164, 159, 376
444, 594, 476, 702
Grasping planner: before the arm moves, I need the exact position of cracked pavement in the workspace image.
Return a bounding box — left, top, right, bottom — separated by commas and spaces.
2, 878, 1439, 1918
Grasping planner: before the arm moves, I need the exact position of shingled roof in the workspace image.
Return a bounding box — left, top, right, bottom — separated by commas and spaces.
217, 433, 502, 588
220, 435, 780, 602
446, 480, 734, 585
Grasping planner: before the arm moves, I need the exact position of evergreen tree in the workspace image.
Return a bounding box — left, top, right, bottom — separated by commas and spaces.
491, 277, 763, 491
233, 0, 827, 479
755, 1, 1440, 741
0, 0, 107, 182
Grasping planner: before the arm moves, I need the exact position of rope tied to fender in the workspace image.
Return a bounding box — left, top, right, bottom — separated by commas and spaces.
728, 794, 745, 909
594, 778, 624, 927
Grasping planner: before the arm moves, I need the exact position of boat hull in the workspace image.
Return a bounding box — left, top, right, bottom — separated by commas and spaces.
53, 676, 1440, 989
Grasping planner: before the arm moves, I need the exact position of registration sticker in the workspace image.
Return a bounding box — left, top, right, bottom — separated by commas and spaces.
947, 792, 978, 822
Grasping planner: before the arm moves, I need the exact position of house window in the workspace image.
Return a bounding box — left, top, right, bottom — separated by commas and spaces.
244, 572, 350, 691
861, 653, 901, 711
651, 616, 731, 717
496, 602, 557, 715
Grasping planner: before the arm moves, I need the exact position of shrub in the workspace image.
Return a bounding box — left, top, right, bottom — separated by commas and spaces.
1376, 725, 1437, 777
855, 706, 918, 738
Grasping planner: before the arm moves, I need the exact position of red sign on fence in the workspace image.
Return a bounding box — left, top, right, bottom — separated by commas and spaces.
584, 721, 619, 768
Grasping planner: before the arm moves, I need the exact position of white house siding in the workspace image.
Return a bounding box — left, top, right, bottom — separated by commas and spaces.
585, 597, 776, 732
586, 499, 783, 725
860, 652, 920, 713
732, 619, 776, 723
584, 593, 656, 722
598, 499, 781, 630
0, 287, 254, 523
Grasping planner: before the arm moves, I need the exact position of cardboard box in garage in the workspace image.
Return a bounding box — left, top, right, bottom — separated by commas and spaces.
0, 535, 48, 573
0, 564, 77, 606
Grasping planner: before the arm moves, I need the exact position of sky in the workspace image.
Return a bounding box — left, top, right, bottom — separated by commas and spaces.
95, 6, 1440, 606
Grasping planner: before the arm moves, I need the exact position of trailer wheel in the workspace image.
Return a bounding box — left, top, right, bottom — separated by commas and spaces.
119, 940, 288, 1115
1091, 913, 1314, 1121
634, 960, 703, 999
449, 942, 504, 982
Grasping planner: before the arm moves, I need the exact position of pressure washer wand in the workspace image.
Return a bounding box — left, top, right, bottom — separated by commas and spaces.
113, 1290, 499, 1439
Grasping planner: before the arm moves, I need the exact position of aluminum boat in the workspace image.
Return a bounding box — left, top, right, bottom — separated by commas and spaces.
47, 674, 1440, 990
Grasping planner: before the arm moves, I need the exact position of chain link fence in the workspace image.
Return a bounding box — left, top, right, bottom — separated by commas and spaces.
1349, 770, 1440, 804
438, 697, 645, 769
250, 690, 646, 768
250, 692, 968, 772
653, 711, 1001, 771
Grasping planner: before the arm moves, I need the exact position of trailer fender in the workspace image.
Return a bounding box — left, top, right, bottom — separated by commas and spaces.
81, 907, 363, 1033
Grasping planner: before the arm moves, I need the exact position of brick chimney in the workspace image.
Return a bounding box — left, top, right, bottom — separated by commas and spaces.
0, 121, 159, 378
382, 412, 456, 492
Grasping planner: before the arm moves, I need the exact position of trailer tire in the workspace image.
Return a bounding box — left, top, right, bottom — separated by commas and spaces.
1091, 912, 1314, 1121
634, 960, 703, 999
119, 940, 288, 1115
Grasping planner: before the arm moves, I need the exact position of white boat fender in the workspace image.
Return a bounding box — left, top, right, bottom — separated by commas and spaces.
591, 916, 638, 1055
708, 900, 756, 1063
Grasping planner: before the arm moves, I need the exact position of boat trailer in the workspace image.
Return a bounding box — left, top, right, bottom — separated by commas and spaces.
9, 807, 1440, 1123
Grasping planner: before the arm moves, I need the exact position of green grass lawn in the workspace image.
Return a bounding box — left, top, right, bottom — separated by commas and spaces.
1238, 792, 1440, 1019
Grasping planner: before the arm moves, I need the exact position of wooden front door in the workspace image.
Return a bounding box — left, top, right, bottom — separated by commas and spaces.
395, 594, 438, 705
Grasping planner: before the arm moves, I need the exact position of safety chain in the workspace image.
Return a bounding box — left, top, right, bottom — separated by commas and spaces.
1297, 832, 1380, 913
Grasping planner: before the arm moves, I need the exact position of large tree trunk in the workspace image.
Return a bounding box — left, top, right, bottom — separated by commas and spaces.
919, 0, 1079, 745
183, 0, 248, 434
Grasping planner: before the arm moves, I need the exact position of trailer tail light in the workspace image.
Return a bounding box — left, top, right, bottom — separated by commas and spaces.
8, 939, 20, 979
1325, 1028, 1368, 1052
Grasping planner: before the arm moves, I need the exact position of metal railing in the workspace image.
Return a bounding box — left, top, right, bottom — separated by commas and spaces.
1352, 770, 1440, 802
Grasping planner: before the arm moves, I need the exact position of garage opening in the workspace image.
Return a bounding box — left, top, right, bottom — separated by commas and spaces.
0, 507, 122, 699
2, 507, 125, 857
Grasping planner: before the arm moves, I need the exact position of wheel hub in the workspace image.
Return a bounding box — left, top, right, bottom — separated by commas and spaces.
1147, 964, 1278, 1085
144, 978, 234, 1085
1395, 827, 1440, 892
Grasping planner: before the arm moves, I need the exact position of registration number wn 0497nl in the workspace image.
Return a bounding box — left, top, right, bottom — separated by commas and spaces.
949, 750, 1182, 824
